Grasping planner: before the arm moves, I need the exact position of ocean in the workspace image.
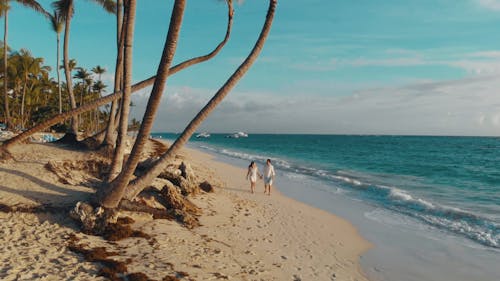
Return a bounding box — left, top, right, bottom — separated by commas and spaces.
153, 133, 499, 250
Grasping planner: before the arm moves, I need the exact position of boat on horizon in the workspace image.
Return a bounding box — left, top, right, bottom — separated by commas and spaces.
195, 132, 211, 138
225, 131, 249, 138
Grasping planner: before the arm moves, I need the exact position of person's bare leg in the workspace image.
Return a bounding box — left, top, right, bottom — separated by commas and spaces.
268, 184, 272, 196
251, 182, 255, 193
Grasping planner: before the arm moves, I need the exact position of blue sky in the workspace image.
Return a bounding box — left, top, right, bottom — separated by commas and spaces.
7, 0, 500, 135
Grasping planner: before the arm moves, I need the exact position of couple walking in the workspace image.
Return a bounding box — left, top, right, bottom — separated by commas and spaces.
246, 159, 275, 195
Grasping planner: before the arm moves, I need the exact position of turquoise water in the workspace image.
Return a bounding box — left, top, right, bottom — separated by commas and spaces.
152, 133, 500, 248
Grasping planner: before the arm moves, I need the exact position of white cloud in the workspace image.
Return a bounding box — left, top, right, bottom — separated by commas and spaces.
348, 57, 426, 67
468, 51, 500, 58
293, 48, 500, 76
130, 75, 500, 136
477, 0, 500, 10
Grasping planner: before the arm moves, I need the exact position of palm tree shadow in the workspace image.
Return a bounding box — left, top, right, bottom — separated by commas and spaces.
0, 166, 94, 228
0, 166, 93, 199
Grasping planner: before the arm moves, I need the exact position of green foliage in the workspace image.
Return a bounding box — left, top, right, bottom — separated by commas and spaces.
128, 118, 140, 132
2, 46, 109, 132
31, 105, 58, 124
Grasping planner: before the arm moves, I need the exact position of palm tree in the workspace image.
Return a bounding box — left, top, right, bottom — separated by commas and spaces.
92, 65, 105, 81
73, 67, 92, 129
107, 0, 137, 182
100, 0, 183, 207
49, 10, 63, 114
9, 48, 50, 129
1, 0, 49, 130
92, 79, 106, 131
66, 58, 77, 71
23, 67, 51, 128
123, 0, 277, 202
73, 67, 91, 104
52, 0, 115, 139
102, 0, 123, 150
0, 0, 234, 155
0, 1, 9, 128
18, 49, 37, 127
128, 117, 139, 133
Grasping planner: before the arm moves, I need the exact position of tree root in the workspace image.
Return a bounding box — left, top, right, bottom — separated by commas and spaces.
0, 203, 71, 214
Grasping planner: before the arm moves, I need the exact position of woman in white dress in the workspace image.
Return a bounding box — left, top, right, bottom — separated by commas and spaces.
246, 161, 262, 194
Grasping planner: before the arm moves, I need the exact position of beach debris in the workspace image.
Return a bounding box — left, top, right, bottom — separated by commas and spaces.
136, 158, 200, 196
162, 276, 180, 281
176, 271, 189, 278
45, 158, 110, 186
212, 272, 230, 279
159, 184, 201, 228
67, 241, 130, 281
102, 222, 151, 241
161, 184, 199, 214
69, 201, 158, 241
158, 168, 199, 196
127, 178, 201, 228
127, 272, 153, 281
69, 201, 112, 234
173, 209, 199, 229
199, 181, 215, 193
150, 178, 177, 193
117, 216, 135, 225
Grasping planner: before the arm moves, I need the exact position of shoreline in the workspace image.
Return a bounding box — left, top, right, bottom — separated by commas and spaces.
183, 139, 500, 281
184, 144, 373, 280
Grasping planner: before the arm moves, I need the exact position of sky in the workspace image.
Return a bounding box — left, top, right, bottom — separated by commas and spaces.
7, 0, 500, 135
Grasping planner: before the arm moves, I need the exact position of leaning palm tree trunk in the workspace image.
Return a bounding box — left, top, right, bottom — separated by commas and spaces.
99, 0, 186, 209
124, 0, 276, 201
0, 0, 233, 155
3, 10, 10, 130
102, 0, 124, 149
108, 0, 135, 181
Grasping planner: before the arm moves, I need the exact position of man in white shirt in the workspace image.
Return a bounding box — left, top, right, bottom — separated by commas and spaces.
264, 159, 275, 195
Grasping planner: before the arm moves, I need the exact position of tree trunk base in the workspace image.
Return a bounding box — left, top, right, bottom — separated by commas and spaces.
79, 135, 103, 150
70, 201, 116, 235
97, 143, 115, 158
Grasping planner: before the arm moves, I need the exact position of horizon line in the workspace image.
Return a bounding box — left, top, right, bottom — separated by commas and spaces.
150, 132, 500, 138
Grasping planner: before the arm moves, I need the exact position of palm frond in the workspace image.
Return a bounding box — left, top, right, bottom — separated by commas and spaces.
89, 0, 116, 14
50, 10, 64, 34
92, 65, 105, 74
0, 0, 10, 17
51, 0, 73, 21
15, 0, 50, 18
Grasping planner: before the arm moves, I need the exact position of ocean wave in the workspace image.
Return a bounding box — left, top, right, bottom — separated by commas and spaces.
360, 185, 499, 248
198, 143, 499, 248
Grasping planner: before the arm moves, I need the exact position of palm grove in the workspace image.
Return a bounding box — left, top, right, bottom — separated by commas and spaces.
0, 0, 276, 233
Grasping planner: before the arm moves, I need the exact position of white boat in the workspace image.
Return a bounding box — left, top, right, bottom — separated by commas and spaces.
195, 132, 211, 138
226, 131, 249, 138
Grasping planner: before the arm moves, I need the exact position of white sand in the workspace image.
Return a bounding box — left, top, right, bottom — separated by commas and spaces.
0, 143, 371, 281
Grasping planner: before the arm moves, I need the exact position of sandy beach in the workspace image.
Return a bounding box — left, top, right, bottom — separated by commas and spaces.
0, 141, 370, 281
